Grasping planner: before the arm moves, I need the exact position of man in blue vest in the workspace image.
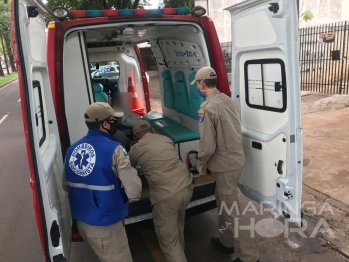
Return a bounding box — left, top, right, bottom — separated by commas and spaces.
63, 102, 142, 262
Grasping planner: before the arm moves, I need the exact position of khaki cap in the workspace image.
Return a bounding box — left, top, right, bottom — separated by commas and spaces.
191, 67, 217, 85
133, 120, 152, 134
84, 102, 124, 122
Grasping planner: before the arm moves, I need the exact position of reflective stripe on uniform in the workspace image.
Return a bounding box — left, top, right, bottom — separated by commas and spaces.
67, 182, 115, 191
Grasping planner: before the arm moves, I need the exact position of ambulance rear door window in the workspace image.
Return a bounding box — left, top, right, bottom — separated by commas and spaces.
32, 80, 46, 147
244, 59, 287, 112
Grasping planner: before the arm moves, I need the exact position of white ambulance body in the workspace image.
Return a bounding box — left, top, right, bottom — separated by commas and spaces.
11, 0, 302, 260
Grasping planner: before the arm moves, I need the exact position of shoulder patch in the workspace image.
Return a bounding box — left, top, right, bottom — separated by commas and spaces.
198, 109, 205, 122
122, 147, 128, 156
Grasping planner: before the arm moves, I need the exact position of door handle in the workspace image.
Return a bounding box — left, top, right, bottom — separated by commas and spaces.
35, 113, 38, 126
252, 141, 262, 150
277, 160, 283, 174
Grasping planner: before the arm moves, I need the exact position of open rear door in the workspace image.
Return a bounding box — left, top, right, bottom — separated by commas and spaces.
12, 0, 71, 260
226, 0, 303, 226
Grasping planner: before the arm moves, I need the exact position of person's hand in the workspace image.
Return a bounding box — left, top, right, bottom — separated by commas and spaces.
197, 165, 203, 175
196, 165, 206, 175
193, 165, 206, 179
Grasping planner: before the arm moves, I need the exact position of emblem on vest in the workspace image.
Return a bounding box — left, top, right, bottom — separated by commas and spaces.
69, 143, 96, 177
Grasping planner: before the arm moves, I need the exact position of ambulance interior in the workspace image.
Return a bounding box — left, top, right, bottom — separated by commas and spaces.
62, 22, 217, 200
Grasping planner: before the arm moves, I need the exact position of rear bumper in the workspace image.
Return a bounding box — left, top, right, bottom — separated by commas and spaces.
125, 196, 217, 232
125, 182, 216, 231
71, 182, 216, 239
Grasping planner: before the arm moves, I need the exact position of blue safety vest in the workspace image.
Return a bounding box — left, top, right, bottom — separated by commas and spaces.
65, 129, 129, 226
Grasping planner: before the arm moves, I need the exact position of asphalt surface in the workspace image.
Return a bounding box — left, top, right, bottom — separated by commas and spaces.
0, 81, 347, 262
0, 81, 43, 261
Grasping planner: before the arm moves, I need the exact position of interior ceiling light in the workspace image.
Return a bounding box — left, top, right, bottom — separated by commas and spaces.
191, 6, 206, 17
52, 7, 69, 20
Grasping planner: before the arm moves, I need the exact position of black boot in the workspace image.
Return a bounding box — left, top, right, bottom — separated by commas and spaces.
211, 237, 234, 254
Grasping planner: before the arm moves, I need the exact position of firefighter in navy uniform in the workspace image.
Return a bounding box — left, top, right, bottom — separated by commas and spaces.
129, 120, 194, 262
62, 102, 142, 262
192, 67, 259, 262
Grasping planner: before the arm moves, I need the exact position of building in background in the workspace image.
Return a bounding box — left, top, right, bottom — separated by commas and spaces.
194, 0, 349, 43
298, 0, 349, 28
195, 0, 239, 43
195, 0, 349, 94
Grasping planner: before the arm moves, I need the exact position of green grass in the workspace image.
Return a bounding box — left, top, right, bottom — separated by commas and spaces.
0, 72, 18, 87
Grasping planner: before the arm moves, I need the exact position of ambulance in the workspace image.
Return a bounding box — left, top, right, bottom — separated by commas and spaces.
11, 0, 303, 260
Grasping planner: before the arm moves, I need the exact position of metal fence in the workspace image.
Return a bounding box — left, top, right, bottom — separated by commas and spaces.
221, 41, 232, 74
300, 21, 349, 94
220, 21, 349, 94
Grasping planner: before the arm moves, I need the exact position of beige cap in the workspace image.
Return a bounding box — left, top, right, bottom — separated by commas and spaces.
191, 67, 217, 85
84, 102, 124, 122
133, 120, 152, 134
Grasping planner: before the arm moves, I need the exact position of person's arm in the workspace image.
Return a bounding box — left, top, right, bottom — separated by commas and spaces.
197, 109, 217, 167
128, 144, 138, 167
112, 145, 142, 202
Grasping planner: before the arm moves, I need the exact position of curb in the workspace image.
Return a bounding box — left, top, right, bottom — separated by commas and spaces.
0, 78, 19, 89
303, 184, 349, 259
303, 184, 349, 213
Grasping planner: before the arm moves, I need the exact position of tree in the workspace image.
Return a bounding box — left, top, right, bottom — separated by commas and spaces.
164, 0, 194, 9
300, 10, 314, 22
0, 1, 16, 73
1, 39, 10, 75
299, 0, 314, 22
4, 34, 15, 72
0, 55, 4, 77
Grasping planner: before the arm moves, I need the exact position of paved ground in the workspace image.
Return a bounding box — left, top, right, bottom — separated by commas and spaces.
0, 81, 348, 262
302, 107, 349, 205
0, 81, 43, 261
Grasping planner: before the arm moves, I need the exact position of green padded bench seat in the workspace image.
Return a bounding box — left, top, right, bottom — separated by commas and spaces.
142, 113, 200, 143
162, 70, 176, 110
93, 83, 108, 103
142, 112, 166, 123
141, 70, 204, 143
165, 127, 199, 143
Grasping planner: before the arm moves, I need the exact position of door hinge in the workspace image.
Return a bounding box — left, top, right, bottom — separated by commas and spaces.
27, 6, 39, 18
50, 220, 61, 247
53, 254, 66, 262
268, 3, 279, 14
